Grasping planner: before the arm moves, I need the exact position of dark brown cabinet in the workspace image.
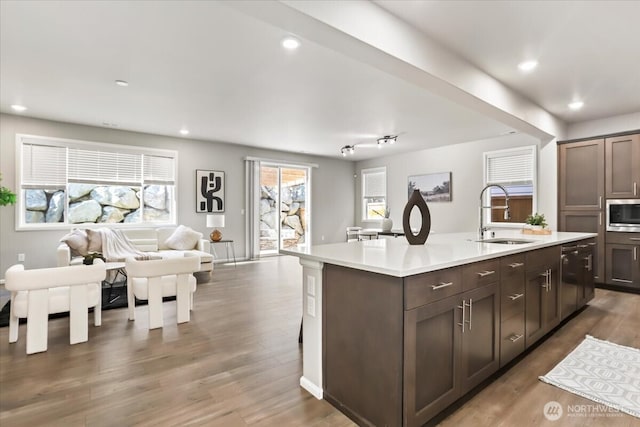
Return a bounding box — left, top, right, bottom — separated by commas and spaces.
404, 282, 499, 427
559, 211, 605, 282
606, 232, 640, 289
606, 134, 640, 198
558, 138, 605, 283
525, 246, 560, 348
322, 242, 593, 427
499, 254, 526, 367
558, 139, 605, 211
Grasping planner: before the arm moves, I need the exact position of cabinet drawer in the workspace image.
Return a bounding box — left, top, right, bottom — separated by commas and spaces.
526, 246, 560, 270
501, 288, 525, 320
500, 312, 525, 367
500, 254, 526, 280
606, 232, 640, 245
404, 267, 462, 310
462, 259, 499, 291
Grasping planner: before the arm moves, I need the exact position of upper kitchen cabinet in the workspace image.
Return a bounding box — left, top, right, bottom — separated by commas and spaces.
558, 139, 605, 211
606, 134, 640, 198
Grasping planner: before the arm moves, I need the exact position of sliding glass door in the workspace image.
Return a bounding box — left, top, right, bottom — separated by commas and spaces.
258, 164, 309, 256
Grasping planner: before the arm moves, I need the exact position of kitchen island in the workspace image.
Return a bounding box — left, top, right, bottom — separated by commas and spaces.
281, 231, 597, 427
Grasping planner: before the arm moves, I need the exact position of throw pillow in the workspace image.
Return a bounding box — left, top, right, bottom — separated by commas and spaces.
164, 225, 202, 250
86, 229, 103, 253
60, 229, 89, 257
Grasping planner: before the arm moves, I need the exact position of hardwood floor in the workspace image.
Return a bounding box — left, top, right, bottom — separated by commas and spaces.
0, 256, 638, 426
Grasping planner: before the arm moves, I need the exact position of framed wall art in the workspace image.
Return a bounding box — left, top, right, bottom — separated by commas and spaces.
408, 172, 452, 202
196, 169, 225, 212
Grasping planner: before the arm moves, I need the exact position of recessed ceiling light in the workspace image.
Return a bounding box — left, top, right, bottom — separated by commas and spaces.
281, 36, 300, 50
179, 129, 189, 135
568, 101, 584, 110
518, 60, 538, 72
115, 80, 129, 87
11, 104, 27, 112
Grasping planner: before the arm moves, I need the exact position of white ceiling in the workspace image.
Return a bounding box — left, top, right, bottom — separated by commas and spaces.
376, 0, 640, 123
1, 1, 638, 161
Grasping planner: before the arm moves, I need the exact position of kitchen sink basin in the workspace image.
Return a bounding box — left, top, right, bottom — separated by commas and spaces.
477, 238, 537, 245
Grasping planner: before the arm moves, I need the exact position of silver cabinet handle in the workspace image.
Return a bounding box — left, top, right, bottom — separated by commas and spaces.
599, 196, 602, 209
509, 334, 524, 343
509, 262, 524, 269
577, 244, 588, 248
629, 237, 640, 241
588, 242, 597, 246
548, 268, 552, 291
634, 182, 637, 196
457, 301, 466, 333
466, 299, 473, 330
477, 270, 495, 277
635, 247, 638, 262
431, 282, 453, 290
585, 254, 592, 271
599, 212, 602, 226
509, 293, 524, 301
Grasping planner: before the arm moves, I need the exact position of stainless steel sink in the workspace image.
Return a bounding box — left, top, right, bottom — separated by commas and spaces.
477, 238, 537, 245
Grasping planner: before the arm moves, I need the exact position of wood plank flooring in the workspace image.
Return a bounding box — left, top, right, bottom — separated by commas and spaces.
0, 256, 638, 426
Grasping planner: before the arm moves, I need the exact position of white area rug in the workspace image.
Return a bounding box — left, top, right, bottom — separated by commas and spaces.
539, 335, 640, 418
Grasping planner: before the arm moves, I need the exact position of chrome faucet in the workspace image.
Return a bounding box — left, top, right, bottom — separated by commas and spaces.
479, 184, 511, 239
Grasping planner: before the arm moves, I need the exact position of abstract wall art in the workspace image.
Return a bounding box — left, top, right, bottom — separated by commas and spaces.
196, 170, 225, 213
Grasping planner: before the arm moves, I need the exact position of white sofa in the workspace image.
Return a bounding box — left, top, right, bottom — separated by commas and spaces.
57, 227, 214, 274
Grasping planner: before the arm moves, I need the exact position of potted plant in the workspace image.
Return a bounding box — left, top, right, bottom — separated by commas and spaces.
0, 173, 16, 207
381, 207, 393, 232
525, 212, 547, 230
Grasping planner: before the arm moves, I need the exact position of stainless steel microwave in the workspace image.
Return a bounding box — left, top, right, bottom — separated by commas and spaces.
606, 199, 640, 232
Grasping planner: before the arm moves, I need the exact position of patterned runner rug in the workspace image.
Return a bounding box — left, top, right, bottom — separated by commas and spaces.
539, 335, 640, 418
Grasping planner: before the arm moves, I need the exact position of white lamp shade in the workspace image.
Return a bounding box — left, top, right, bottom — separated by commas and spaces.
206, 214, 225, 228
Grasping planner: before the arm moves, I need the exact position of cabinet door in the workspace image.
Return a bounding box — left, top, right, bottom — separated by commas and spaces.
558, 139, 605, 211
459, 283, 500, 393
606, 244, 640, 289
559, 211, 605, 282
542, 263, 561, 333
606, 134, 640, 198
525, 267, 546, 348
404, 294, 462, 427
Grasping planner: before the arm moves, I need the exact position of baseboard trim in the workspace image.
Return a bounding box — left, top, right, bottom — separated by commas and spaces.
300, 376, 323, 400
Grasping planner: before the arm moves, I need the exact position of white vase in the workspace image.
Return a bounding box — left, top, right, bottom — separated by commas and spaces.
381, 217, 393, 232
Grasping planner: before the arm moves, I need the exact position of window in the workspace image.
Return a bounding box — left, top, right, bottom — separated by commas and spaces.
483, 146, 537, 225
362, 167, 387, 220
17, 134, 177, 229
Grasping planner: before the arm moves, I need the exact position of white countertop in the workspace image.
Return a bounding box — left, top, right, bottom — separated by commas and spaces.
280, 231, 597, 277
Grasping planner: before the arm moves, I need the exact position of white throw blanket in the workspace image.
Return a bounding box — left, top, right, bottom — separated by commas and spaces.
97, 228, 150, 262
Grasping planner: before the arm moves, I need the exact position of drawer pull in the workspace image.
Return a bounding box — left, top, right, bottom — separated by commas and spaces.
509, 262, 524, 269
509, 334, 523, 343
477, 270, 495, 277
508, 293, 524, 301
577, 244, 588, 248
629, 237, 640, 241
431, 282, 454, 290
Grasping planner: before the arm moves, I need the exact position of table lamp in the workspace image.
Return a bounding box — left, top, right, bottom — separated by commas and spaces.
206, 214, 225, 242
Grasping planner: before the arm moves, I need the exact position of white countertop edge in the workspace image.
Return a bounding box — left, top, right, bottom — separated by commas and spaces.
280, 231, 597, 278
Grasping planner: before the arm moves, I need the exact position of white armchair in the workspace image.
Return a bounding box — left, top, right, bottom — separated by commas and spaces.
125, 256, 199, 329
5, 260, 107, 354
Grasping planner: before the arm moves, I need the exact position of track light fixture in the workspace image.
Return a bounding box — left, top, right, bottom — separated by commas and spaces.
377, 135, 397, 145
341, 145, 356, 157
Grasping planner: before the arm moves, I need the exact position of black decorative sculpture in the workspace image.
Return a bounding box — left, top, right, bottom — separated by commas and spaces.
403, 189, 431, 245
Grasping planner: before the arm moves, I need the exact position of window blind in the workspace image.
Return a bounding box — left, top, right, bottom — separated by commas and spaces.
486, 148, 534, 184
22, 143, 67, 186
363, 168, 386, 198
68, 148, 142, 183
144, 155, 175, 183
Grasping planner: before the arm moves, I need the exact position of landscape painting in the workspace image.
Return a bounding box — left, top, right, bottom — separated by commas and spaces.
408, 172, 452, 202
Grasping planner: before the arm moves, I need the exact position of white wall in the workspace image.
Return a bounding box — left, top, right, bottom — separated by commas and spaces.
566, 112, 640, 140
354, 133, 559, 234
0, 113, 355, 275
